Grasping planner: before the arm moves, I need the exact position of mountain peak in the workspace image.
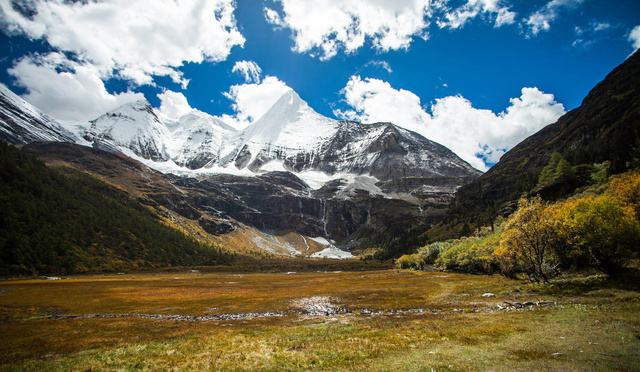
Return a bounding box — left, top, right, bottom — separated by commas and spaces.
253, 89, 307, 124
0, 83, 77, 144
238, 89, 338, 155
86, 98, 169, 161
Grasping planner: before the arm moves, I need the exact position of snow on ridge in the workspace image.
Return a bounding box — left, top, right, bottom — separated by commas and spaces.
0, 83, 77, 143
310, 237, 354, 259
224, 90, 340, 168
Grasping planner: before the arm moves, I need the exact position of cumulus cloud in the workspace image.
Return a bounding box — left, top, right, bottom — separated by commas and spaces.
336, 76, 565, 170
0, 0, 244, 87
232, 60, 263, 83
629, 25, 640, 51
157, 90, 194, 122
8, 53, 143, 122
436, 0, 516, 29
264, 0, 515, 60
221, 76, 292, 128
524, 0, 584, 37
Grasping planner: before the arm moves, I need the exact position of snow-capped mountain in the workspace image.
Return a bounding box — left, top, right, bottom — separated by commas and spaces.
165, 110, 238, 169
0, 84, 482, 255
0, 84, 76, 144
214, 89, 479, 181
218, 90, 340, 170
84, 100, 170, 161
314, 122, 480, 179
0, 84, 480, 194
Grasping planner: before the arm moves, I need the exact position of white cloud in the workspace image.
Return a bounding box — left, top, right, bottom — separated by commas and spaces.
572, 20, 612, 49
264, 0, 431, 60
524, 0, 584, 37
157, 90, 194, 122
232, 60, 263, 83
8, 53, 143, 122
336, 76, 565, 170
221, 76, 292, 128
264, 7, 284, 27
436, 0, 516, 29
264, 0, 515, 60
592, 21, 611, 32
364, 60, 393, 74
0, 0, 244, 87
629, 25, 640, 51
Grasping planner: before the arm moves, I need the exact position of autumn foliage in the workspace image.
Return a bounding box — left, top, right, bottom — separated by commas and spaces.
497, 172, 640, 280
401, 172, 640, 281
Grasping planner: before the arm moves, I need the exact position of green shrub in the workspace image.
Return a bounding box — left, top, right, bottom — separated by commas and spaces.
395, 254, 425, 270
435, 232, 501, 274
417, 240, 456, 265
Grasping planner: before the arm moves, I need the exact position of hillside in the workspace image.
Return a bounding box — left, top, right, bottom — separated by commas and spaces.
0, 81, 481, 257
444, 51, 640, 232
0, 141, 230, 276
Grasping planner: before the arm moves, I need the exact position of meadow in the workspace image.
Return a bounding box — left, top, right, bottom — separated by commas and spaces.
0, 269, 639, 371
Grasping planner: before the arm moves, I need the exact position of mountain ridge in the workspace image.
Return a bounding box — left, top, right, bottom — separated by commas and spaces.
444, 50, 640, 233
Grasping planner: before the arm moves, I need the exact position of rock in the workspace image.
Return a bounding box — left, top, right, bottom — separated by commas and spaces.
197, 216, 235, 235
481, 293, 495, 298
291, 296, 345, 316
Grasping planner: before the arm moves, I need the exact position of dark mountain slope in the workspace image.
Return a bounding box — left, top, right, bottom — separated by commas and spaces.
23, 142, 432, 257
448, 51, 640, 228
0, 141, 229, 276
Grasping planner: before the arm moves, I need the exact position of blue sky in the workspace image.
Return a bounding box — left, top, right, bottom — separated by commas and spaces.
1, 0, 639, 169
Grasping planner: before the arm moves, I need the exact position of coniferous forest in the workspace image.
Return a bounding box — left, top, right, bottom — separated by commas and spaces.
0, 142, 229, 275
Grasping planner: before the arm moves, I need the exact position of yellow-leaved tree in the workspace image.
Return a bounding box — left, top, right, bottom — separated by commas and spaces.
496, 196, 565, 282
555, 194, 640, 274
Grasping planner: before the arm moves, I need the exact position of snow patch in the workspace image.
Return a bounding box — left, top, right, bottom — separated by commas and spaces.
309, 237, 353, 259
311, 246, 354, 259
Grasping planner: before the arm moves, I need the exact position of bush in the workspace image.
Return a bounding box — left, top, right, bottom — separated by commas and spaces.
417, 240, 456, 265
497, 197, 563, 282
435, 232, 500, 274
416, 171, 640, 279
395, 253, 425, 270
606, 171, 640, 218
555, 194, 640, 274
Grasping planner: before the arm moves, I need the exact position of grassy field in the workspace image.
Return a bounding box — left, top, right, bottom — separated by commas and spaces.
0, 269, 639, 371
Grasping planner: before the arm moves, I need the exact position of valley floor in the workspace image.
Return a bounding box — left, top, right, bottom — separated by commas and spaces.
0, 270, 639, 371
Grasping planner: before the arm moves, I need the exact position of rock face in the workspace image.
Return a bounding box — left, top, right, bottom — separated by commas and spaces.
307, 121, 479, 180
84, 100, 171, 161
165, 111, 238, 169
0, 84, 76, 144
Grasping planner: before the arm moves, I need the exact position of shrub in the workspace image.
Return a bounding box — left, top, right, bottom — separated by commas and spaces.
606, 171, 640, 218
555, 194, 640, 274
395, 254, 425, 270
435, 232, 500, 274
497, 197, 563, 282
417, 240, 457, 265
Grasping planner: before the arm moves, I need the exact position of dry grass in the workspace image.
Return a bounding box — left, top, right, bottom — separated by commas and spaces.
0, 270, 638, 371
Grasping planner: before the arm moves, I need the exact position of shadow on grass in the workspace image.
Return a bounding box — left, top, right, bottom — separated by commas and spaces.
521, 269, 640, 295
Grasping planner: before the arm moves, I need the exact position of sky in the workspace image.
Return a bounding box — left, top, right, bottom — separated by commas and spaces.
0, 0, 639, 170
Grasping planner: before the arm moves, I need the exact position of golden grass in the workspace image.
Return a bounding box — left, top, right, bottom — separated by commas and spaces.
1, 270, 638, 371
